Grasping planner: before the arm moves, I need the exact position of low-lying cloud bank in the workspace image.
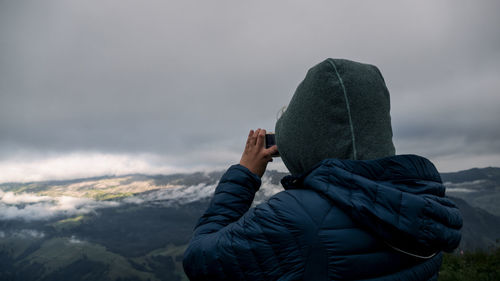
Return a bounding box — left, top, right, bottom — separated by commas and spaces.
0, 191, 119, 221
123, 178, 284, 207
0, 229, 46, 239
0, 172, 285, 221
124, 183, 218, 205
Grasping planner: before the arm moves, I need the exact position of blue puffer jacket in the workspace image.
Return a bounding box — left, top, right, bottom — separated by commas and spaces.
183, 155, 462, 280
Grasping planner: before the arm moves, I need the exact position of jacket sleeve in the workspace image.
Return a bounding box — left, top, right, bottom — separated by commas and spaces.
191, 164, 261, 237
182, 164, 304, 281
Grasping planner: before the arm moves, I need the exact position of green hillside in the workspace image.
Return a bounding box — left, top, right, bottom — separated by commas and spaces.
0, 235, 188, 281
440, 249, 500, 281
0, 200, 201, 280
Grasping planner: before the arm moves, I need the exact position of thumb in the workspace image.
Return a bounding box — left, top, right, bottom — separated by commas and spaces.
266, 145, 279, 155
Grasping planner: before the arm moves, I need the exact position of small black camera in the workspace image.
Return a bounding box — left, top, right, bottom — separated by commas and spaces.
265, 133, 280, 157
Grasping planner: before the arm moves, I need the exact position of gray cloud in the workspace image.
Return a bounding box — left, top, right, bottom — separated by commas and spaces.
0, 191, 119, 220
1, 0, 499, 178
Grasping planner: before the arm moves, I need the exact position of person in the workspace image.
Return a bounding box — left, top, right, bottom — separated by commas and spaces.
183, 58, 462, 281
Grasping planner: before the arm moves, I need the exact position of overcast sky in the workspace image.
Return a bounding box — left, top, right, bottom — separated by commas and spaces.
1, 0, 499, 183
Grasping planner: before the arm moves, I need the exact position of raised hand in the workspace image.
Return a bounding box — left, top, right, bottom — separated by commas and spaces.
239, 129, 278, 178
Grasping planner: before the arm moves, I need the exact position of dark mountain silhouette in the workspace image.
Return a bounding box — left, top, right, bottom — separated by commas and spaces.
449, 196, 500, 251
441, 167, 500, 183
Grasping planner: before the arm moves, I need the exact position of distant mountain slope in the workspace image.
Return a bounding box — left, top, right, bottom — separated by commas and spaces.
0, 171, 225, 199
442, 167, 500, 217
441, 167, 500, 183
0, 200, 206, 281
449, 196, 500, 251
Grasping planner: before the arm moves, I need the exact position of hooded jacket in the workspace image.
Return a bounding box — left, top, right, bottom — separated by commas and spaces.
183, 58, 462, 280
183, 154, 462, 280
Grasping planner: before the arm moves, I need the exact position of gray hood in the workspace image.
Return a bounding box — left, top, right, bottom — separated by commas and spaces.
275, 58, 395, 175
